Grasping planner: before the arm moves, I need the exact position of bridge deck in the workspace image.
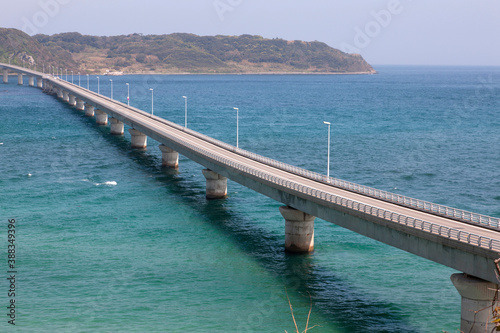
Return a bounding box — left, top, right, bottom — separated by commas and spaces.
46, 76, 500, 247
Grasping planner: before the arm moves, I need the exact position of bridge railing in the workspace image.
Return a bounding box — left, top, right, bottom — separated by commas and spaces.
157, 129, 500, 253
49, 76, 500, 231
160, 117, 500, 231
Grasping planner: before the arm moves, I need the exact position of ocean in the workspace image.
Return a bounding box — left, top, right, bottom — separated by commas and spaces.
1, 66, 500, 332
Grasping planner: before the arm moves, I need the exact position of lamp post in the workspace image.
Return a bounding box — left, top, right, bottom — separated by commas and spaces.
323, 121, 331, 179
43, 64, 44, 74
65, 69, 67, 81
78, 72, 80, 86
233, 107, 239, 148
126, 83, 130, 105
150, 88, 154, 115
86, 74, 89, 90
60, 68, 62, 79
110, 79, 113, 99
97, 76, 99, 94
183, 96, 187, 128
71, 70, 73, 83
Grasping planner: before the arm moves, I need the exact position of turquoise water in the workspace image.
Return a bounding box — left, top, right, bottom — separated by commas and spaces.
1, 66, 500, 332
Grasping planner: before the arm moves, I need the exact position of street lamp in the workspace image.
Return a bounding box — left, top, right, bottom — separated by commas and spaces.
126, 83, 130, 105
78, 72, 80, 86
182, 96, 187, 128
86, 74, 89, 90
97, 76, 100, 94
323, 121, 331, 179
60, 68, 62, 79
110, 79, 113, 99
71, 70, 73, 83
65, 69, 67, 81
233, 107, 239, 148
150, 88, 154, 115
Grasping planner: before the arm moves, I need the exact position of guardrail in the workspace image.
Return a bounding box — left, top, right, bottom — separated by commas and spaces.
46, 74, 500, 232
157, 129, 500, 253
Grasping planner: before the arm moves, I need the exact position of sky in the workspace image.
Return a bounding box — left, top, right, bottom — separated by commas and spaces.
1, 0, 500, 66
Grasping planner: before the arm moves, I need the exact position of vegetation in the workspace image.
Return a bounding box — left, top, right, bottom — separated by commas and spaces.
0, 28, 375, 74
0, 28, 75, 70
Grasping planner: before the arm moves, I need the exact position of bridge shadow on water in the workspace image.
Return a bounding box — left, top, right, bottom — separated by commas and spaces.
68, 106, 420, 333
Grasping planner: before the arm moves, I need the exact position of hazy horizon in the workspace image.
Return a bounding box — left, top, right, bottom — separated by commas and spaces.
1, 0, 499, 67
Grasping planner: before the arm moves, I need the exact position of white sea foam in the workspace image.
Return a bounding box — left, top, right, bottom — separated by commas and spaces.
95, 181, 117, 186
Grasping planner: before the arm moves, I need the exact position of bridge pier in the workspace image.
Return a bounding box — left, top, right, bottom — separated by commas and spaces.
85, 104, 94, 117
95, 109, 108, 125
110, 118, 124, 135
76, 99, 85, 111
202, 169, 227, 199
29, 76, 35, 87
57, 88, 64, 99
62, 91, 69, 102
68, 94, 76, 106
3, 69, 8, 84
159, 144, 179, 168
17, 73, 23, 85
451, 273, 500, 333
280, 206, 315, 253
128, 128, 147, 149
36, 78, 43, 88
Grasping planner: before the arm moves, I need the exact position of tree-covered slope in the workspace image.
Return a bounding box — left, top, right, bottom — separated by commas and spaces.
0, 28, 375, 74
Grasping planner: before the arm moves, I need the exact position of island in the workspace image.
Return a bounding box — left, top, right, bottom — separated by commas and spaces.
0, 28, 375, 75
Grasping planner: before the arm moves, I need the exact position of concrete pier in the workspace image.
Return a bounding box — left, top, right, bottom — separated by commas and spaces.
128, 128, 147, 149
451, 273, 500, 333
280, 206, 315, 253
202, 169, 227, 199
68, 95, 76, 106
159, 144, 179, 168
62, 91, 69, 102
57, 88, 64, 99
29, 76, 35, 87
109, 118, 124, 135
95, 109, 108, 125
84, 104, 95, 117
76, 99, 85, 111
36, 78, 43, 88
17, 73, 23, 85
2, 69, 7, 83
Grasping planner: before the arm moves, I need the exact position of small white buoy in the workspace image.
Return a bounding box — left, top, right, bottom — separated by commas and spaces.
28, 173, 32, 177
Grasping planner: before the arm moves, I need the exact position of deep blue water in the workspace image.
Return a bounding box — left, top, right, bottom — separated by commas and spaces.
1, 66, 500, 332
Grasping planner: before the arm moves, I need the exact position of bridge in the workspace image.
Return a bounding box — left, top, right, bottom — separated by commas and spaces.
3, 63, 500, 331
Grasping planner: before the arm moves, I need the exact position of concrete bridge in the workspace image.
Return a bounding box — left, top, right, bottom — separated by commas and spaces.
3, 63, 500, 331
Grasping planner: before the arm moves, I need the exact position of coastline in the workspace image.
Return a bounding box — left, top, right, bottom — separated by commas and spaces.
108, 70, 377, 76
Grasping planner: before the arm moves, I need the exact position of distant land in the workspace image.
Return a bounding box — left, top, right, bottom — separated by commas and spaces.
0, 28, 375, 75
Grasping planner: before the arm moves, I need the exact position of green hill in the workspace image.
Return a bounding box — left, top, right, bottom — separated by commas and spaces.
0, 28, 375, 74
0, 28, 75, 71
